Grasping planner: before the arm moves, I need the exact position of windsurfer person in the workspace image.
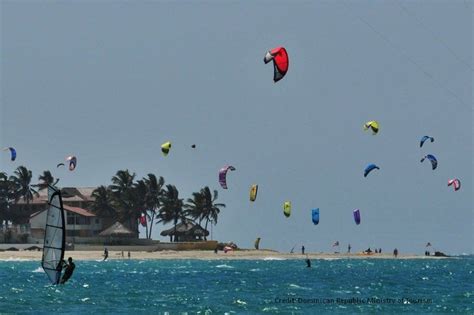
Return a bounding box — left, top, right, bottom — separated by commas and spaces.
60, 257, 75, 284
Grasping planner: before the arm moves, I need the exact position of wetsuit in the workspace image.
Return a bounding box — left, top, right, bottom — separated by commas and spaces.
60, 261, 75, 284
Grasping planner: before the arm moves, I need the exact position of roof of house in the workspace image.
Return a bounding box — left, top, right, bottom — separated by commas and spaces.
160, 220, 209, 237
63, 205, 96, 217
17, 187, 96, 205
30, 205, 96, 219
99, 222, 134, 236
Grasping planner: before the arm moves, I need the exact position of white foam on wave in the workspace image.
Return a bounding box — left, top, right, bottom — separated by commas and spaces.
289, 284, 311, 290
0, 257, 33, 262
32, 267, 44, 273
263, 257, 286, 261
216, 264, 234, 269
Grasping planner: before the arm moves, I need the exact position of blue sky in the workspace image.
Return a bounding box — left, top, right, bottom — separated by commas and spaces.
1, 1, 472, 254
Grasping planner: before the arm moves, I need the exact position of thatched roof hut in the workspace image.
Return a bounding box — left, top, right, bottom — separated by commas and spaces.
99, 222, 134, 237
160, 221, 209, 242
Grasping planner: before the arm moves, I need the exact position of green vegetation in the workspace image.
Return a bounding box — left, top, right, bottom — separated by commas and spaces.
0, 167, 225, 241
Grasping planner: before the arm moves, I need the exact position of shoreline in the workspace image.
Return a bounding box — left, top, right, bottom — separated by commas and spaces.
0, 250, 453, 261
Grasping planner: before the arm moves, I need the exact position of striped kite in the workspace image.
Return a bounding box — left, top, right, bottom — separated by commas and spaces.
219, 165, 236, 189
447, 178, 461, 191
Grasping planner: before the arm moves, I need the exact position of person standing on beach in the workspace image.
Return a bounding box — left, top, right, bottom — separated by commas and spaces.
347, 244, 351, 253
301, 245, 305, 255
128, 251, 131, 259
60, 257, 76, 284
393, 248, 398, 257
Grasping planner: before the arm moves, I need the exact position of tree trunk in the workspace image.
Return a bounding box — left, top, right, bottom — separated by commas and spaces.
144, 211, 149, 239
148, 211, 156, 239
173, 218, 178, 242
204, 218, 209, 241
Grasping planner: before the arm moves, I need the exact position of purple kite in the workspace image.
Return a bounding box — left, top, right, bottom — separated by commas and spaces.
353, 209, 361, 225
219, 165, 236, 189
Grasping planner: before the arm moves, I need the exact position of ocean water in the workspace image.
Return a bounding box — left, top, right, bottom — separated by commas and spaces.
0, 257, 472, 314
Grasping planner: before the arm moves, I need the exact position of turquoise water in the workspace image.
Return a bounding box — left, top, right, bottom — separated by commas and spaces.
0, 257, 472, 314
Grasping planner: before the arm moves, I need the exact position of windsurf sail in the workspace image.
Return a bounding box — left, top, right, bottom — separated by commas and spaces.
41, 185, 66, 284
254, 237, 261, 250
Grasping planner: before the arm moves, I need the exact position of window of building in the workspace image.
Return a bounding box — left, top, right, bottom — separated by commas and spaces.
67, 216, 75, 225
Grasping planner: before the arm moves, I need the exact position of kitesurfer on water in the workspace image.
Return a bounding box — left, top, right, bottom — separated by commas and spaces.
305, 255, 311, 268
103, 247, 108, 261
60, 257, 75, 284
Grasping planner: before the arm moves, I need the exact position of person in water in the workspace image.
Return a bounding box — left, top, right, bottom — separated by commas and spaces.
103, 247, 109, 261
305, 255, 311, 268
60, 257, 75, 284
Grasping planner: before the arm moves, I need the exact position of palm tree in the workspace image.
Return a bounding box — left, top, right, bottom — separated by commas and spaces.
184, 191, 205, 225
143, 174, 164, 239
130, 179, 147, 237
109, 170, 137, 235
0, 172, 14, 224
200, 187, 225, 240
158, 184, 185, 242
9, 166, 38, 223
110, 170, 136, 197
90, 185, 117, 219
35, 170, 57, 190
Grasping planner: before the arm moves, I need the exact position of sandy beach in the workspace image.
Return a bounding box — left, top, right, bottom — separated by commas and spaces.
0, 249, 451, 261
